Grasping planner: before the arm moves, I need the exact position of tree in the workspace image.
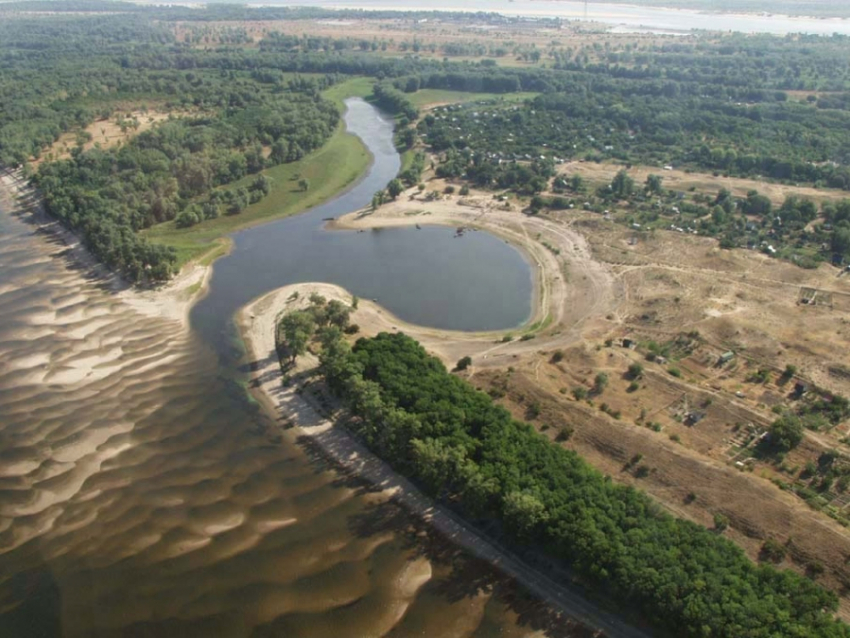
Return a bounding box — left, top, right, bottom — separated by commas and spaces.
767, 414, 804, 452
278, 310, 315, 362
645, 174, 663, 195
570, 174, 585, 193
628, 363, 644, 379
593, 372, 609, 394
832, 224, 850, 257
387, 178, 404, 200
455, 356, 472, 371
611, 169, 634, 199
371, 190, 385, 210
503, 491, 548, 540
325, 299, 351, 329
298, 178, 310, 192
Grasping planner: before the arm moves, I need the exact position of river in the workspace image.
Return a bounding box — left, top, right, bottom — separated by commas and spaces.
193, 99, 532, 363
274, 0, 850, 35
0, 101, 592, 637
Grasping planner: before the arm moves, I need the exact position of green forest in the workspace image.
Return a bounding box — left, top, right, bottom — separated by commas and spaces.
305, 327, 849, 638
4, 3, 850, 279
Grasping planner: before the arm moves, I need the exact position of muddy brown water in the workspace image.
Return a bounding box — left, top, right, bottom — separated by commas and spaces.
0, 101, 597, 637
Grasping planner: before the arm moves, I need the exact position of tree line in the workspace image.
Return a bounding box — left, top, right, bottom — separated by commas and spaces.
301, 329, 849, 638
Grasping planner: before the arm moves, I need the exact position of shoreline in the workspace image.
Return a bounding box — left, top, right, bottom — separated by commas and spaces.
325, 209, 544, 335
0, 169, 211, 330
236, 281, 647, 638
328, 181, 619, 360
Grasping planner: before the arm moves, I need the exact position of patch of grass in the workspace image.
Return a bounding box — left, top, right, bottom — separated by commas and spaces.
323, 77, 375, 109
144, 119, 370, 268
142, 78, 375, 269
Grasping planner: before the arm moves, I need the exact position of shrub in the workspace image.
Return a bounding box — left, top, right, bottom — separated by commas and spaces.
456, 356, 472, 371
760, 538, 786, 563
555, 425, 573, 442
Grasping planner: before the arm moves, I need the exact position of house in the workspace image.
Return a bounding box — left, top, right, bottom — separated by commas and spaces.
622, 338, 636, 349
794, 382, 808, 397
685, 411, 706, 426
719, 351, 735, 365
655, 356, 668, 365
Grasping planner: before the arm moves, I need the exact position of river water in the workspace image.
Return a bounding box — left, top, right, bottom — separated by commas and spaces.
276, 0, 850, 35
0, 101, 583, 637
193, 99, 532, 362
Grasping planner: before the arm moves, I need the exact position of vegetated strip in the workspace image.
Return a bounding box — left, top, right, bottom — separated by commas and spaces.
315, 330, 849, 638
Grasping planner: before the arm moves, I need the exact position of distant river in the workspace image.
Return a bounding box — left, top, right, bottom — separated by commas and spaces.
0, 100, 562, 637
271, 0, 850, 35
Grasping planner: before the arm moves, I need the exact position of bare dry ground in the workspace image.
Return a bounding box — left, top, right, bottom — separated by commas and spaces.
558, 159, 850, 206
331, 179, 850, 617
172, 16, 692, 65
32, 107, 190, 168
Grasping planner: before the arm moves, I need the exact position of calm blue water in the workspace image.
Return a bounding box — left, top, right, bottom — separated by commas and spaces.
191, 98, 533, 355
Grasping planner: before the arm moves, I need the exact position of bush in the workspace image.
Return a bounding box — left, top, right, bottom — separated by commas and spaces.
555, 425, 573, 442
551, 350, 565, 363
714, 513, 729, 531
628, 363, 644, 379
455, 356, 472, 371
760, 538, 786, 563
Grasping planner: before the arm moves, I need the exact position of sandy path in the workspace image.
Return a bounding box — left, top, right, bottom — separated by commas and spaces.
238, 282, 648, 638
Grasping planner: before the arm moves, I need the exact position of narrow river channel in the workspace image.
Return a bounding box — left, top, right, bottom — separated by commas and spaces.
0, 100, 596, 637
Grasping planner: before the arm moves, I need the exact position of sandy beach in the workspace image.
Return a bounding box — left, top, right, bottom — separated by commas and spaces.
0, 169, 211, 331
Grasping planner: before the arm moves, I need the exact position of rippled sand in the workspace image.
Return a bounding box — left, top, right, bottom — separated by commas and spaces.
0, 180, 594, 637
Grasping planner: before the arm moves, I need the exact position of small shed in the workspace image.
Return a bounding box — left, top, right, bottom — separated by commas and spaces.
794, 382, 809, 397
622, 338, 637, 350
719, 351, 735, 365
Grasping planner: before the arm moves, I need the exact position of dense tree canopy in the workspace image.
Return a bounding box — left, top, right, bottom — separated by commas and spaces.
315, 331, 849, 638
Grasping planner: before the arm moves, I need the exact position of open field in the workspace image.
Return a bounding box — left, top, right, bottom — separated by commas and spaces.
330, 175, 850, 616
